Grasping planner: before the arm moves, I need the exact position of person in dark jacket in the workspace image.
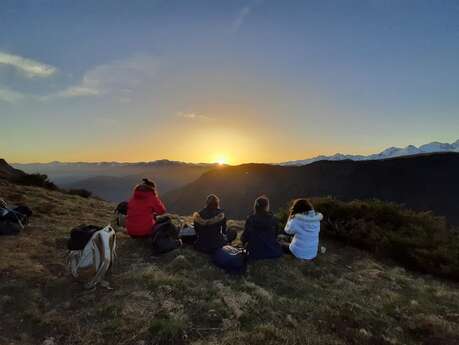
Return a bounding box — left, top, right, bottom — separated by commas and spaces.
193, 194, 236, 253
241, 195, 283, 261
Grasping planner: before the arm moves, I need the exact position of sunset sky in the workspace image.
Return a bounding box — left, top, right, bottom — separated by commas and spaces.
1, 0, 458, 164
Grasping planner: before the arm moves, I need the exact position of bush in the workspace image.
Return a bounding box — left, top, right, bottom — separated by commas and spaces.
277, 197, 459, 280
148, 317, 187, 345
14, 173, 58, 190
67, 188, 92, 198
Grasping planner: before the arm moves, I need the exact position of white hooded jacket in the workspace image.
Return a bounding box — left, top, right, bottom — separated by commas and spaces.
284, 211, 323, 260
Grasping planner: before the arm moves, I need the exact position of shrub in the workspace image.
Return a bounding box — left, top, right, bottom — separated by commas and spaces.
14, 173, 58, 190
148, 317, 187, 345
67, 188, 92, 198
277, 197, 459, 280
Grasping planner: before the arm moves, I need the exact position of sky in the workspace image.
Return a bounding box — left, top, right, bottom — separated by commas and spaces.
0, 0, 458, 164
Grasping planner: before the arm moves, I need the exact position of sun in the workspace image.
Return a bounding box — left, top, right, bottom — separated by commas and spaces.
215, 155, 228, 166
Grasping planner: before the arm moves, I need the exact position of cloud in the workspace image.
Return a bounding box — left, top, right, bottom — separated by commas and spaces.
56, 86, 101, 98
51, 55, 159, 100
177, 112, 214, 121
0, 52, 57, 78
231, 0, 264, 32
0, 87, 25, 103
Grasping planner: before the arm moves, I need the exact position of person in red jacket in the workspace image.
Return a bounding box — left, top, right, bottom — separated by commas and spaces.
126, 179, 167, 238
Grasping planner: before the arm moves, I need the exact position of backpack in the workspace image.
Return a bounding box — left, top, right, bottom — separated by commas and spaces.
151, 217, 181, 254
211, 245, 248, 274
67, 225, 116, 289
179, 223, 197, 245
0, 199, 32, 236
114, 201, 128, 227
68, 225, 102, 250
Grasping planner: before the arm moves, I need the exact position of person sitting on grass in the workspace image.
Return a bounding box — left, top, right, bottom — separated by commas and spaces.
126, 178, 167, 238
283, 198, 323, 260
193, 194, 236, 253
241, 195, 283, 261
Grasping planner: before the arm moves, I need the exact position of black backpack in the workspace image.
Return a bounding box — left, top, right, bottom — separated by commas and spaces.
211, 245, 248, 274
0, 201, 32, 236
68, 225, 102, 250
115, 201, 128, 215
151, 217, 181, 255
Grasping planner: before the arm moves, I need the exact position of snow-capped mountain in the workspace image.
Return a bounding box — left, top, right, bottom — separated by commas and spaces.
281, 139, 459, 166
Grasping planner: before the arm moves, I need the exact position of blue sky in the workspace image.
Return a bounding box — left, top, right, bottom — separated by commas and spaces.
1, 0, 458, 163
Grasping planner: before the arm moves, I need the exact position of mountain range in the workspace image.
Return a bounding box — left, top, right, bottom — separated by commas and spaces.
281, 139, 459, 166
13, 160, 220, 202
163, 152, 459, 225
4, 151, 459, 224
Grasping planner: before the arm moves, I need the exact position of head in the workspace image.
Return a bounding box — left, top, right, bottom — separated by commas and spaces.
253, 195, 270, 214
134, 178, 157, 195
289, 198, 314, 218
206, 194, 220, 209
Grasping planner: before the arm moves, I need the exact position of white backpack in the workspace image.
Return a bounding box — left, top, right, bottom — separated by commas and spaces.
68, 225, 116, 289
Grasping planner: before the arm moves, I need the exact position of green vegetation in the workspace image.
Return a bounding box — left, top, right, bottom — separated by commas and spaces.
277, 198, 459, 280
14, 173, 58, 190
66, 188, 93, 198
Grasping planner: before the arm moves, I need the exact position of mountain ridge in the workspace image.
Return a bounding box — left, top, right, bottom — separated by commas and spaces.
281, 138, 459, 166
164, 152, 459, 225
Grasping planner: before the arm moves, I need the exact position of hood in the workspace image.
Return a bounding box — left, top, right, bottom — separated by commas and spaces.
294, 210, 323, 222
133, 184, 155, 199
193, 211, 225, 226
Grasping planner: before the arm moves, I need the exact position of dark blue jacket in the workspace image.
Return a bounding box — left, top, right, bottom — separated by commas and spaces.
241, 212, 282, 261
193, 207, 227, 253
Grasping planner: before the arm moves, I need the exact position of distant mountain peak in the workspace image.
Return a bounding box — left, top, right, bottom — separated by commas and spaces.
281, 139, 459, 166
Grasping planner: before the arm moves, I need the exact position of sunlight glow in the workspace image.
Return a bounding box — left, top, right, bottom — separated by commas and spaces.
216, 155, 228, 165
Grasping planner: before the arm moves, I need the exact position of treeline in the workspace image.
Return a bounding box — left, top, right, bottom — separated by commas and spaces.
13, 173, 93, 199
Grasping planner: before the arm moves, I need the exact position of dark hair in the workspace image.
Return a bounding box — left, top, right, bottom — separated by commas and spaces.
289, 198, 314, 218
206, 194, 220, 209
142, 178, 156, 188
254, 195, 270, 214
138, 178, 157, 195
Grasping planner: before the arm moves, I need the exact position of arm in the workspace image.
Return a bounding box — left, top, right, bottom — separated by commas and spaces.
151, 195, 166, 215
240, 219, 250, 244
221, 216, 227, 234
272, 217, 280, 235
284, 218, 296, 235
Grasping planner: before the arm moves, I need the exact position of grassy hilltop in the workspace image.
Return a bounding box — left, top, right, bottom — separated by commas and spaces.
1, 180, 459, 345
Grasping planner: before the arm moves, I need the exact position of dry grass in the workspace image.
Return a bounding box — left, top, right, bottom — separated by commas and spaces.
1, 180, 459, 345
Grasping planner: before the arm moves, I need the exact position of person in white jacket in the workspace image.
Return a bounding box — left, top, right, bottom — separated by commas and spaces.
284, 199, 323, 260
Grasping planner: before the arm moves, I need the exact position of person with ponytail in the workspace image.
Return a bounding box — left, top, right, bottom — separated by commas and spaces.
241, 195, 283, 261
283, 198, 323, 260
126, 178, 167, 238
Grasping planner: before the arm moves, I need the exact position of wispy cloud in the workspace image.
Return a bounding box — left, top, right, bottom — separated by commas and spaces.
231, 0, 264, 33
50, 55, 159, 100
0, 87, 25, 103
177, 112, 214, 121
0, 52, 57, 78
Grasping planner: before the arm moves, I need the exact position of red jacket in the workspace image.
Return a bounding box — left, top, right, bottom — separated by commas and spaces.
126, 185, 166, 237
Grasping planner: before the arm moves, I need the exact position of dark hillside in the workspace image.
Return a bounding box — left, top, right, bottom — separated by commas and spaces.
164, 153, 459, 224
0, 158, 26, 180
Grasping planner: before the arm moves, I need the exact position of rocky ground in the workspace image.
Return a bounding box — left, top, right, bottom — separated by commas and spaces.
1, 180, 459, 345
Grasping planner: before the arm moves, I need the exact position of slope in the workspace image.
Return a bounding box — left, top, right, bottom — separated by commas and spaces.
1, 180, 459, 345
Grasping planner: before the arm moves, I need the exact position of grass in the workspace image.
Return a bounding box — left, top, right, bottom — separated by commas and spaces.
1, 180, 459, 344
